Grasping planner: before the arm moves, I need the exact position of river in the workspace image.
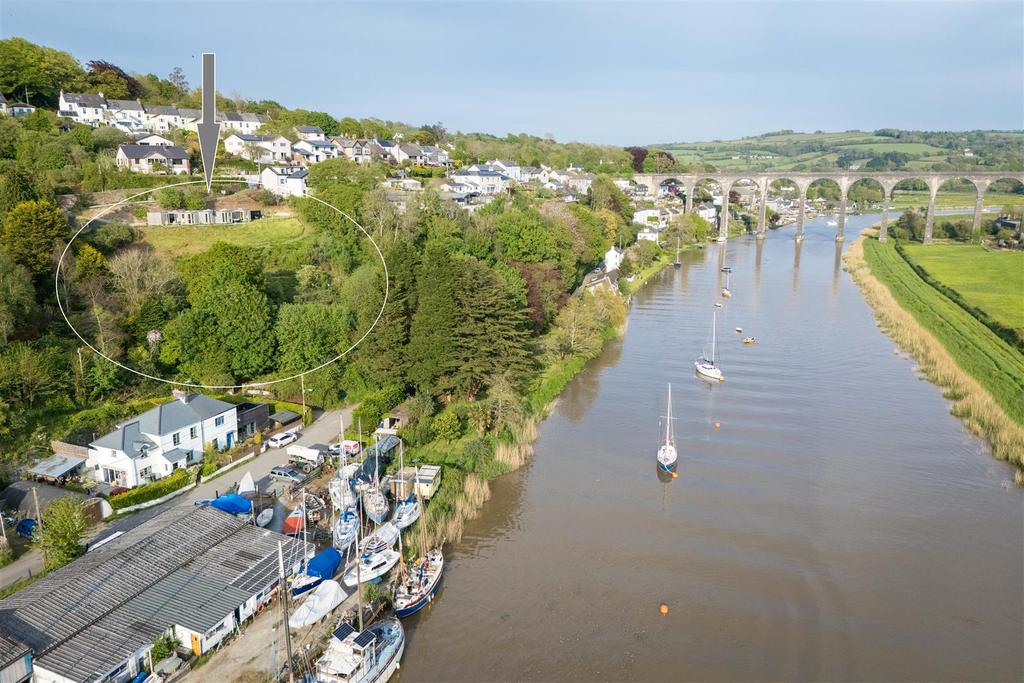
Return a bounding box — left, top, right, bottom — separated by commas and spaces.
397, 214, 1024, 682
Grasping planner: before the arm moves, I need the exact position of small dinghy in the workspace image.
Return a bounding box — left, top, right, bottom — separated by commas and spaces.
392, 493, 421, 530
255, 508, 274, 527
332, 507, 359, 550
743, 337, 757, 345
289, 579, 346, 629
735, 327, 742, 333
394, 549, 445, 618
342, 548, 400, 587
237, 471, 257, 499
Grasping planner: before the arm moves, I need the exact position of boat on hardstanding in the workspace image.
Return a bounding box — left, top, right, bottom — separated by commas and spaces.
291, 546, 343, 597
394, 548, 444, 618
656, 384, 678, 472
359, 522, 399, 555
695, 309, 725, 382
255, 507, 274, 527
282, 506, 305, 537
363, 486, 389, 525
392, 493, 420, 530
333, 507, 359, 550
342, 549, 400, 587
314, 618, 405, 683
289, 579, 346, 629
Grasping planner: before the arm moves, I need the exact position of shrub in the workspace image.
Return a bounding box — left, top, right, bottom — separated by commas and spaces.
155, 188, 184, 210
433, 411, 463, 442
184, 189, 208, 211
108, 467, 193, 510
352, 384, 405, 431
256, 189, 281, 206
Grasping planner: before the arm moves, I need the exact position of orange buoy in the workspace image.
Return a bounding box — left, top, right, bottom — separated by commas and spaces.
659, 603, 669, 615
671, 471, 679, 479
714, 422, 721, 429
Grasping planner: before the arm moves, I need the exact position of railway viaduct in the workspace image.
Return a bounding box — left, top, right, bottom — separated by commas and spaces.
631, 171, 1024, 243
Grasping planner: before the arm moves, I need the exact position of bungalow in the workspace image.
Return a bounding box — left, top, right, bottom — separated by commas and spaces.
295, 125, 326, 141
8, 102, 37, 118
637, 228, 661, 243
86, 391, 237, 488
147, 208, 261, 226
261, 165, 308, 197
58, 90, 108, 126
440, 179, 474, 194
394, 143, 428, 165
218, 111, 269, 134
116, 144, 190, 174
224, 133, 291, 162
384, 177, 423, 191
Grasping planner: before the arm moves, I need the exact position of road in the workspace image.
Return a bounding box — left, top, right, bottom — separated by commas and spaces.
0, 407, 353, 592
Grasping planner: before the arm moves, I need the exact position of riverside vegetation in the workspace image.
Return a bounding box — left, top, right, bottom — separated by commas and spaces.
844, 234, 1024, 476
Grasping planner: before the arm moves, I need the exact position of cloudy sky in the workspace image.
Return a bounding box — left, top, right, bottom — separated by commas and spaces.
3, 0, 1022, 144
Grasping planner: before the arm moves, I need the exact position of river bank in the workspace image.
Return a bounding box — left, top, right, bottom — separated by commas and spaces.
844, 232, 1024, 478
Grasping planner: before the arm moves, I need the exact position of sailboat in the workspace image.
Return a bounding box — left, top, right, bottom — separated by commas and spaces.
656, 384, 678, 472
392, 493, 421, 530
394, 548, 444, 618
721, 270, 732, 298
674, 238, 681, 267
332, 506, 359, 550
695, 310, 725, 382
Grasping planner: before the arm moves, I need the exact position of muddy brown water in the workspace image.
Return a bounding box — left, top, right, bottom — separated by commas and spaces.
397, 217, 1023, 682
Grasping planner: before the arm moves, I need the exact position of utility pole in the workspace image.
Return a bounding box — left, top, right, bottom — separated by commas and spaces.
277, 542, 295, 683
32, 487, 44, 531
300, 373, 306, 423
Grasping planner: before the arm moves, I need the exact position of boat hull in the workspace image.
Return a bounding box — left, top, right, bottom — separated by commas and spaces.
394, 552, 444, 618
694, 362, 724, 382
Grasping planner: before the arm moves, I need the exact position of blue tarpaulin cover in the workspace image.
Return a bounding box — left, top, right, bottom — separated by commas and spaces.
15, 518, 37, 538
210, 493, 252, 515
306, 547, 342, 579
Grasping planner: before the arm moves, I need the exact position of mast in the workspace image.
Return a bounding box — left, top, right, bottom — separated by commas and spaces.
664, 384, 673, 447
712, 310, 718, 363
277, 542, 296, 683
355, 491, 363, 631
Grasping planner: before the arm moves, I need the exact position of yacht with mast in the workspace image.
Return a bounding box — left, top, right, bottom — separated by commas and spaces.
695, 309, 725, 382
656, 384, 678, 472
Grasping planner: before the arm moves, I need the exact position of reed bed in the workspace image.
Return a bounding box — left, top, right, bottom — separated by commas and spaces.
845, 234, 1024, 471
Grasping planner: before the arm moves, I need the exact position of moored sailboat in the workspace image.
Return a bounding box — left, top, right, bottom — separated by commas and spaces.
656, 384, 678, 472
394, 548, 444, 618
695, 309, 725, 382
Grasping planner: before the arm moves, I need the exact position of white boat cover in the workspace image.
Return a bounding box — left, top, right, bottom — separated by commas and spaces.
329, 477, 357, 511
237, 471, 257, 499
289, 580, 347, 628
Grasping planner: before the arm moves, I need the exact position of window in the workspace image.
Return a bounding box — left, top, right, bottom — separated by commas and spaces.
215, 416, 225, 427
139, 466, 152, 478
172, 432, 180, 446
190, 426, 198, 439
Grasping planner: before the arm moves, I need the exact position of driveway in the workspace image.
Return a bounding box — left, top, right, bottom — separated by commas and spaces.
0, 406, 354, 592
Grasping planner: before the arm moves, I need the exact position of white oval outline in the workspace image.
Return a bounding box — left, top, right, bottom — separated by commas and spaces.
55, 178, 389, 389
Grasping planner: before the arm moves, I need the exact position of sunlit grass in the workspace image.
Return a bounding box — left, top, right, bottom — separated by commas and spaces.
142, 216, 310, 258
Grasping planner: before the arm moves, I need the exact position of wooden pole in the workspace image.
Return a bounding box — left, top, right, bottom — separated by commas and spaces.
277, 541, 295, 683
32, 488, 44, 531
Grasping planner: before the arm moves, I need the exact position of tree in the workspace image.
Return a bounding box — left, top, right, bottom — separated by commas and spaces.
275, 302, 347, 373
156, 188, 185, 209
0, 253, 34, 344
1, 200, 69, 277
35, 496, 86, 572
586, 175, 633, 223
354, 241, 417, 385
0, 343, 67, 405
433, 411, 463, 442
0, 38, 87, 107
183, 189, 208, 211
108, 248, 178, 313
75, 243, 106, 279
0, 166, 42, 219
407, 244, 460, 394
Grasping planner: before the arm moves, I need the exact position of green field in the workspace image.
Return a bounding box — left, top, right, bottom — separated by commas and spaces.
142, 216, 310, 258
902, 243, 1024, 337
862, 238, 1024, 424
889, 191, 1024, 211
836, 142, 946, 154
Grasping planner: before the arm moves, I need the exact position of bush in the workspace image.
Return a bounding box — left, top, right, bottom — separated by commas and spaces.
184, 189, 208, 211
433, 411, 463, 442
256, 189, 281, 206
108, 467, 193, 510
84, 222, 137, 253
132, 205, 147, 219
155, 188, 184, 210
352, 384, 405, 431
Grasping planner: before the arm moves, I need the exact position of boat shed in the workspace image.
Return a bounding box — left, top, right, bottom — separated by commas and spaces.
26, 454, 86, 482
0, 505, 310, 683
0, 632, 32, 683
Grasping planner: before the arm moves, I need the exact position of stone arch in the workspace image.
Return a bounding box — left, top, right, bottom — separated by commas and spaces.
847, 178, 886, 209
980, 177, 1024, 243
728, 177, 763, 236
692, 178, 727, 241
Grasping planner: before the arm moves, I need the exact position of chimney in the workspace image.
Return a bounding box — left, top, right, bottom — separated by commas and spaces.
172, 388, 189, 403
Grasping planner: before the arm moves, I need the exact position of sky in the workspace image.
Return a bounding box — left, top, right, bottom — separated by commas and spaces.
2, 1, 1022, 145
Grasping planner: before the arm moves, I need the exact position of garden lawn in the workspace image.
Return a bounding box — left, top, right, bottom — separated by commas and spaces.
142, 216, 310, 258
901, 243, 1024, 338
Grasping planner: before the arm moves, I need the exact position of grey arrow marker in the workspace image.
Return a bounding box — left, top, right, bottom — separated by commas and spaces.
197, 53, 220, 192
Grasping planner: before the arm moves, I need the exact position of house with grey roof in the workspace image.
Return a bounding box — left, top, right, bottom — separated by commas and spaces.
223, 133, 291, 162
86, 391, 237, 488
58, 90, 109, 126
261, 165, 308, 197
143, 104, 185, 133
295, 124, 326, 141
115, 143, 191, 175
217, 111, 269, 134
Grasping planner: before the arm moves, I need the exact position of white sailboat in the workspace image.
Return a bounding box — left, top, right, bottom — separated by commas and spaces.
656, 384, 678, 472
695, 310, 725, 382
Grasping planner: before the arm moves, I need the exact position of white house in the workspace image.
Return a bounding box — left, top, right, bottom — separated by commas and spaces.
143, 104, 185, 133
7, 102, 35, 117
440, 179, 474, 194
604, 246, 624, 272
105, 98, 146, 132
565, 171, 596, 194
632, 208, 661, 227
292, 138, 340, 163
224, 134, 291, 163
261, 166, 308, 197
134, 132, 173, 146
637, 228, 661, 243
218, 111, 269, 134
87, 392, 237, 488
116, 144, 191, 174
695, 202, 718, 224
449, 168, 510, 195
487, 159, 522, 182
384, 177, 423, 191
58, 90, 108, 126
394, 143, 428, 165
295, 125, 326, 141
421, 145, 451, 166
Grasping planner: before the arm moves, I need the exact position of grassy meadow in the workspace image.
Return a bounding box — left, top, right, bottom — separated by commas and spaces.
141, 216, 311, 258
850, 236, 1024, 464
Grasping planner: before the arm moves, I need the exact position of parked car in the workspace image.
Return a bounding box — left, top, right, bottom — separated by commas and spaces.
269, 466, 307, 484
267, 431, 299, 448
